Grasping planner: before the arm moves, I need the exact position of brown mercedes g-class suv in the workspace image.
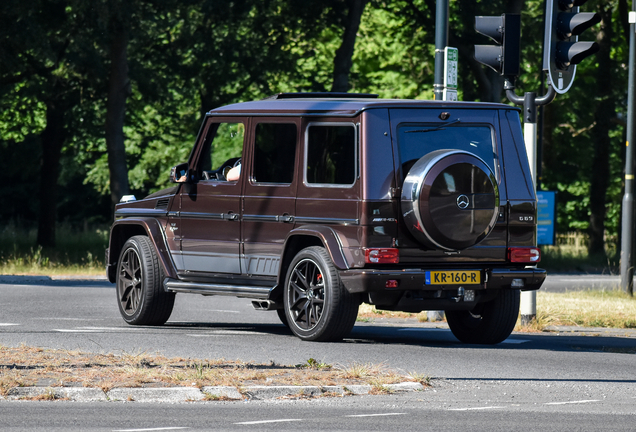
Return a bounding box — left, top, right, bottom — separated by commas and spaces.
106, 93, 545, 344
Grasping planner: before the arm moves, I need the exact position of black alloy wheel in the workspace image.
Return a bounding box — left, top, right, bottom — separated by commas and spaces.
116, 235, 175, 325
284, 246, 359, 341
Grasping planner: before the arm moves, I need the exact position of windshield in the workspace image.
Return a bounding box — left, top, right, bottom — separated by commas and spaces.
397, 124, 498, 177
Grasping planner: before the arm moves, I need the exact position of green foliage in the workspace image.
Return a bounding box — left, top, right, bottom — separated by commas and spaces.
0, 222, 108, 274
0, 0, 632, 257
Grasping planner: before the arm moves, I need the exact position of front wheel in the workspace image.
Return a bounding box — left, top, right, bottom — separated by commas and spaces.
116, 235, 175, 325
283, 246, 359, 342
445, 289, 520, 344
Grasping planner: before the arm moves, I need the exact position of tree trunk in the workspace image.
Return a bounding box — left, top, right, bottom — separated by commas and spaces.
105, 21, 131, 206
331, 0, 369, 93
588, 5, 615, 256
37, 100, 67, 248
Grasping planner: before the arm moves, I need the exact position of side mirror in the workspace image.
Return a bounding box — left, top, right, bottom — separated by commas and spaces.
170, 163, 190, 183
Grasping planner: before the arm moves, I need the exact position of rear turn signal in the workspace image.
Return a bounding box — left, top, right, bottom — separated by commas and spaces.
364, 248, 399, 264
508, 247, 541, 263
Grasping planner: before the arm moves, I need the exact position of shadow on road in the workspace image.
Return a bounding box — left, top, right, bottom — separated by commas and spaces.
161, 320, 636, 356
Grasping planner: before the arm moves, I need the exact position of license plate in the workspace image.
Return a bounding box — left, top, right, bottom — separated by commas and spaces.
425, 270, 481, 285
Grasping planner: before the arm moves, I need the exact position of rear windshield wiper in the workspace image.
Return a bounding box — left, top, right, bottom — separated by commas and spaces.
404, 118, 461, 133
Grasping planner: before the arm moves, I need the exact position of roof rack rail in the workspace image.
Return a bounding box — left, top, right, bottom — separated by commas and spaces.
264, 92, 379, 100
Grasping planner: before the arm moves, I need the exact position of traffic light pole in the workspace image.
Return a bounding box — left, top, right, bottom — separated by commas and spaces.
620, 8, 636, 297
505, 79, 556, 324
433, 0, 449, 101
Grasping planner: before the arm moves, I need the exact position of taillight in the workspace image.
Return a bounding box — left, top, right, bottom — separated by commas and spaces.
364, 248, 399, 264
508, 247, 541, 263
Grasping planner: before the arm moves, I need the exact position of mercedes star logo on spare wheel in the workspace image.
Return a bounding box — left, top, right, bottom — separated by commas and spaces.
457, 194, 470, 210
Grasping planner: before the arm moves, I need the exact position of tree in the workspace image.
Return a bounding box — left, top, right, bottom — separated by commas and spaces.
332, 0, 370, 92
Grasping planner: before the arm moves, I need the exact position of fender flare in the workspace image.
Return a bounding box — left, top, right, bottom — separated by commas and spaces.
282, 225, 351, 271
107, 218, 178, 283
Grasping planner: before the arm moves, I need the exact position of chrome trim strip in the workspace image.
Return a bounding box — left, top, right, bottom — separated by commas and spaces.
115, 209, 168, 218
243, 214, 295, 223
179, 211, 236, 220
295, 216, 359, 225
242, 214, 279, 222
164, 278, 274, 299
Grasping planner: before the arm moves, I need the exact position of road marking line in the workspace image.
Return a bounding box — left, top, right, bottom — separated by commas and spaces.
345, 413, 407, 418
54, 327, 138, 333
234, 419, 302, 425
208, 309, 241, 313
54, 329, 104, 333
545, 400, 601, 405
0, 323, 20, 326
112, 428, 189, 432
187, 330, 263, 336
448, 406, 506, 411
500, 339, 531, 344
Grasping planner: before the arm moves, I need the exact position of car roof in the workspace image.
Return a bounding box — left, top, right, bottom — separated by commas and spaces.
207, 95, 516, 118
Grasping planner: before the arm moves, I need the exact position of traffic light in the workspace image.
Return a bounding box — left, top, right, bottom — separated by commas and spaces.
474, 14, 521, 77
544, 0, 601, 94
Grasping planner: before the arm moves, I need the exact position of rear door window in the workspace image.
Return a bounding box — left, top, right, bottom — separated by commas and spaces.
397, 124, 498, 178
305, 123, 357, 187
252, 123, 297, 184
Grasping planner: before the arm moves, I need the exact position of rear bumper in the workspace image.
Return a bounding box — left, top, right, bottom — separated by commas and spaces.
339, 266, 546, 293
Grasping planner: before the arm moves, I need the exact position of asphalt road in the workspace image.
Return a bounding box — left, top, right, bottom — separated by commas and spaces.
1, 275, 635, 430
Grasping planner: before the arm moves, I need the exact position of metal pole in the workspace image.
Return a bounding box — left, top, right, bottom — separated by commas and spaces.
620, 7, 636, 296
522, 92, 538, 325
434, 0, 449, 101
506, 81, 556, 324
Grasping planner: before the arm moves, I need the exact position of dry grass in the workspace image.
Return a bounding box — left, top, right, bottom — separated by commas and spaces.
518, 289, 636, 331
0, 345, 424, 397
357, 303, 430, 322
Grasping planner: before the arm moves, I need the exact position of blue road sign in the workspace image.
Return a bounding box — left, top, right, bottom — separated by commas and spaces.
537, 191, 557, 245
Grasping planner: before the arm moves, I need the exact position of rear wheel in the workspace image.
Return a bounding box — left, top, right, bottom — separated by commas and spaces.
284, 246, 359, 341
445, 289, 520, 344
116, 235, 175, 325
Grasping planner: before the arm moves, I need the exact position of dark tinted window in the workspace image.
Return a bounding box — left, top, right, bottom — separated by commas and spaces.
397, 124, 496, 176
253, 123, 297, 184
306, 125, 356, 185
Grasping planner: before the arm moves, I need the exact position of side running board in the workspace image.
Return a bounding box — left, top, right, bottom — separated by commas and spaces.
163, 278, 274, 299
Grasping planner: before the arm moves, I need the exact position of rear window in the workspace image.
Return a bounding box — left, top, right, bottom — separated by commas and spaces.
396, 124, 498, 177
305, 124, 356, 186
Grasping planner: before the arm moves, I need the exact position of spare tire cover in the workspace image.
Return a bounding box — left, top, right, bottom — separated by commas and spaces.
401, 149, 499, 251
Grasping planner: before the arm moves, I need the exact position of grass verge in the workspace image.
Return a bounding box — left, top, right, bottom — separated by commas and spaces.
0, 345, 427, 397
0, 223, 108, 276
516, 289, 636, 331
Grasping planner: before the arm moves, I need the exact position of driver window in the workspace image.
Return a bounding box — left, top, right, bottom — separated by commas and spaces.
199, 122, 245, 180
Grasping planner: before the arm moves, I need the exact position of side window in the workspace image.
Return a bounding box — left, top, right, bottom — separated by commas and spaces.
200, 122, 245, 173
253, 123, 297, 184
305, 124, 356, 186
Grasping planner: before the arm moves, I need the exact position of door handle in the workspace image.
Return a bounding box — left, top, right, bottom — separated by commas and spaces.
226, 212, 239, 221
280, 214, 294, 223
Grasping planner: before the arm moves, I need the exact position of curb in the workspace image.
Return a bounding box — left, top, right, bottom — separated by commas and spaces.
1, 382, 424, 403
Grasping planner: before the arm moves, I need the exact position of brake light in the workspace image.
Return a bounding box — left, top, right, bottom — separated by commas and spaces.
508, 247, 541, 263
364, 248, 399, 264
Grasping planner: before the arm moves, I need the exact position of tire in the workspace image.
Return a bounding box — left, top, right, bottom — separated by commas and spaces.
276, 308, 289, 328
283, 246, 359, 342
116, 235, 175, 325
445, 289, 520, 344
